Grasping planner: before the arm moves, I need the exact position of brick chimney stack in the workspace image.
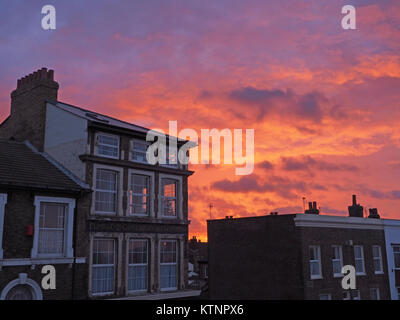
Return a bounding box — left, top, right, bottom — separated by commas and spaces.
368, 208, 380, 219
348, 194, 364, 218
305, 201, 319, 215
0, 68, 59, 151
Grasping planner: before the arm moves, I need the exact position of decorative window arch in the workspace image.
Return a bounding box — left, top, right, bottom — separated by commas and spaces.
0, 273, 43, 300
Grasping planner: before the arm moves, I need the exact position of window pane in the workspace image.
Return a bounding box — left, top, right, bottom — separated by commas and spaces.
160, 241, 177, 289
132, 141, 149, 163
92, 266, 114, 294
354, 246, 362, 258
393, 246, 400, 268
160, 264, 177, 289
333, 261, 342, 274
129, 175, 149, 215
310, 261, 320, 276
162, 179, 177, 217
96, 170, 117, 191
92, 239, 114, 294
97, 135, 119, 158
162, 199, 176, 217
95, 169, 117, 213
128, 240, 148, 291
355, 260, 364, 273
163, 179, 176, 197
128, 265, 147, 291
38, 203, 66, 254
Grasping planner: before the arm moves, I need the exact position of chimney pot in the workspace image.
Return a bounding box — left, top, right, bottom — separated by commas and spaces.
48, 69, 54, 80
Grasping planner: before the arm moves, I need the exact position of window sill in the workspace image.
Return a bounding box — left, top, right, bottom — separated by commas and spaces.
94, 153, 120, 160
130, 159, 149, 165
374, 271, 384, 275
333, 274, 343, 278
356, 272, 366, 276
161, 216, 178, 219
310, 276, 323, 280
92, 212, 117, 216
91, 292, 115, 297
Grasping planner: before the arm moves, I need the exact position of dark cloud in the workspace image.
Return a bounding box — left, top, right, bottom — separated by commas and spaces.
281, 156, 359, 172
361, 188, 400, 200
211, 174, 307, 199
257, 160, 274, 170
228, 86, 327, 122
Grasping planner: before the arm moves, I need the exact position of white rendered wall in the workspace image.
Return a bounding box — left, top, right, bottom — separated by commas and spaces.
44, 103, 88, 180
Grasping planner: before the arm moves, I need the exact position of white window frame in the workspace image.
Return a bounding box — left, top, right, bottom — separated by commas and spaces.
319, 293, 331, 300
332, 245, 343, 278
393, 245, 400, 269
127, 239, 149, 293
92, 164, 123, 216
159, 239, 178, 292
158, 174, 183, 219
309, 245, 322, 280
127, 169, 155, 217
130, 139, 150, 164
0, 193, 8, 259
354, 245, 366, 275
372, 245, 383, 274
94, 132, 120, 159
31, 196, 75, 259
91, 238, 116, 296
370, 288, 380, 300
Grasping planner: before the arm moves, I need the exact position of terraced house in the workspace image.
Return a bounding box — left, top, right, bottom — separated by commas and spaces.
0, 68, 196, 299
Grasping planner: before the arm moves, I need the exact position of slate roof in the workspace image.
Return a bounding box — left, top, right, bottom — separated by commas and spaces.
47, 100, 194, 145
0, 140, 88, 193
48, 100, 148, 133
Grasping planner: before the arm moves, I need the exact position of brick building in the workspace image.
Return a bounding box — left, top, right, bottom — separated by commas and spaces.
0, 68, 196, 299
0, 140, 89, 300
208, 196, 392, 300
188, 236, 208, 290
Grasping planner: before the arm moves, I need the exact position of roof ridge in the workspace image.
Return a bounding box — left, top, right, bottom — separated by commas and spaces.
47, 99, 150, 132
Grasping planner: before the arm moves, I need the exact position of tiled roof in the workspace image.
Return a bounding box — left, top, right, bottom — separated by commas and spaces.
0, 140, 88, 192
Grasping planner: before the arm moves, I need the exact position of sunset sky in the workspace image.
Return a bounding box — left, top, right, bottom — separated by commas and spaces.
1, 0, 400, 240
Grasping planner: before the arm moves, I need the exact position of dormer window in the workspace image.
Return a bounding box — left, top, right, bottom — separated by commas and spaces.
95, 133, 119, 159
131, 140, 149, 164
